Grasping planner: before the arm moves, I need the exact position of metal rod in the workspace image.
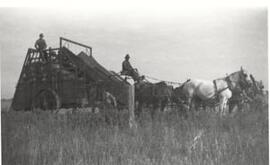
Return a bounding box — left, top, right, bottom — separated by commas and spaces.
60, 37, 92, 56
29, 48, 59, 52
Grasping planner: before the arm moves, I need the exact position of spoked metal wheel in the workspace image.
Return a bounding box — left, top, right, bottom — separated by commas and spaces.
32, 89, 61, 110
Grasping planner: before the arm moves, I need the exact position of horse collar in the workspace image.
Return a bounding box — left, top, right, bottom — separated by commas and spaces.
213, 79, 229, 95
225, 76, 233, 90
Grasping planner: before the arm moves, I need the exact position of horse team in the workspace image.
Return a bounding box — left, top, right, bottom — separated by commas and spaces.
134, 67, 267, 118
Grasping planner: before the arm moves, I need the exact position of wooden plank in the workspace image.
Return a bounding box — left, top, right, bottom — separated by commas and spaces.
128, 85, 137, 129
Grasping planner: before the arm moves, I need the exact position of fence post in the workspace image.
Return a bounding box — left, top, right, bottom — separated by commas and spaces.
128, 84, 137, 129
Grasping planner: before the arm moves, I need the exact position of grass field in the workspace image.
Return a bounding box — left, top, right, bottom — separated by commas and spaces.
2, 105, 268, 165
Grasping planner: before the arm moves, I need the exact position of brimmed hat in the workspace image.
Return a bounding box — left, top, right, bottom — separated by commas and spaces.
125, 54, 130, 59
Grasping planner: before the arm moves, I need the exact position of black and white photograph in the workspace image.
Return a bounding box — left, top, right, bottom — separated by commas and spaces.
1, 1, 268, 165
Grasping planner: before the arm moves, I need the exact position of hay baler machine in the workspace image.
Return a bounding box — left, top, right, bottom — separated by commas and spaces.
11, 37, 130, 111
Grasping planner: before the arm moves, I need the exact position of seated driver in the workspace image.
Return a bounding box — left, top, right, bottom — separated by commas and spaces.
121, 54, 140, 81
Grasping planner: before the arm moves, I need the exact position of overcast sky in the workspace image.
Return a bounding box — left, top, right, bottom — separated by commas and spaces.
0, 7, 268, 98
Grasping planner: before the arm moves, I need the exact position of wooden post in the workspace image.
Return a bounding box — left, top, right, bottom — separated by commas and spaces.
128, 85, 137, 129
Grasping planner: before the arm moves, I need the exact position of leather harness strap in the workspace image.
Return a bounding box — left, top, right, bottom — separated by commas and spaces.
213, 79, 229, 96
213, 80, 218, 94
225, 76, 233, 91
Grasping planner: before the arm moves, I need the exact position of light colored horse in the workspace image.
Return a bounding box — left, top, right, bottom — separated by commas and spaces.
104, 91, 117, 108
181, 67, 251, 114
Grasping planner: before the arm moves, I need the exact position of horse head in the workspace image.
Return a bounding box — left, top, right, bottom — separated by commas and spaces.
226, 67, 252, 92
172, 86, 185, 102
239, 66, 252, 89
172, 79, 191, 104
249, 74, 265, 96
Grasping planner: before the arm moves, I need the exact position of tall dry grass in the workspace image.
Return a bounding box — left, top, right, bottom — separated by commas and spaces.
2, 105, 268, 165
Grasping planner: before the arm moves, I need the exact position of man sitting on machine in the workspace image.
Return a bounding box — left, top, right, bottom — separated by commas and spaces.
121, 54, 143, 82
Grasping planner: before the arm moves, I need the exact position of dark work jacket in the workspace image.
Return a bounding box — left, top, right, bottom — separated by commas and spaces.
122, 60, 133, 71
35, 38, 47, 50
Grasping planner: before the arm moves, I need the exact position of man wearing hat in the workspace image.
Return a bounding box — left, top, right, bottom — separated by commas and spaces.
121, 54, 141, 81
35, 33, 48, 61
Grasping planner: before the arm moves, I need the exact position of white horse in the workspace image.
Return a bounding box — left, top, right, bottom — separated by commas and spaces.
104, 91, 117, 108
181, 67, 251, 114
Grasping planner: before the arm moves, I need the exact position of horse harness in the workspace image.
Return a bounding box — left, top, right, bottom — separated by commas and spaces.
213, 79, 230, 97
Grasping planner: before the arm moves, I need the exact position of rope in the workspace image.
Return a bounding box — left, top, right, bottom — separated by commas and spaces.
111, 71, 182, 86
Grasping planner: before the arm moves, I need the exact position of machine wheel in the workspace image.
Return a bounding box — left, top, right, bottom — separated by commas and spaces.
33, 89, 61, 110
